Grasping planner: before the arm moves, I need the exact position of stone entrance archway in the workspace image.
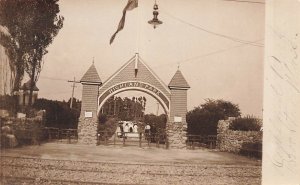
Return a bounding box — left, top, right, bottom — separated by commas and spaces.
78, 54, 190, 148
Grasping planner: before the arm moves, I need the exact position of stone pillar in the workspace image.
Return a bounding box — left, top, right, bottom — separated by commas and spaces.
167, 88, 189, 149
78, 63, 102, 145
167, 70, 190, 149
216, 117, 236, 150
78, 84, 100, 145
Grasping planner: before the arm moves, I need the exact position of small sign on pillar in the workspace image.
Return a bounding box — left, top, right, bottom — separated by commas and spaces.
174, 116, 182, 123
85, 111, 93, 118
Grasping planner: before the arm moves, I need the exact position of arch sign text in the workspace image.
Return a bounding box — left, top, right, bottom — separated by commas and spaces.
99, 81, 169, 109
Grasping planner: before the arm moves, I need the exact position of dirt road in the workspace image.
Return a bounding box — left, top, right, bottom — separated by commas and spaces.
0, 143, 261, 185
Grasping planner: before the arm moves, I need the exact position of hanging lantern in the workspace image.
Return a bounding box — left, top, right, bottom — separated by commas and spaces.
148, 2, 162, 29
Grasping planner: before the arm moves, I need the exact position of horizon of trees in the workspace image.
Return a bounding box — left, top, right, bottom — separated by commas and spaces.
100, 95, 147, 121
33, 97, 81, 129
1, 94, 262, 135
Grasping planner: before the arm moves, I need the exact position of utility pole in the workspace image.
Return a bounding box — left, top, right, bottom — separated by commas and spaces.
156, 101, 159, 116
67, 77, 80, 109
114, 98, 117, 116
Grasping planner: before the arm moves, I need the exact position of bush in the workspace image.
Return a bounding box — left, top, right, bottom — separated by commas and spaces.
0, 95, 18, 115
187, 99, 241, 135
240, 142, 262, 159
97, 117, 118, 138
98, 114, 108, 124
1, 117, 44, 147
144, 114, 167, 134
33, 98, 80, 129
229, 116, 262, 131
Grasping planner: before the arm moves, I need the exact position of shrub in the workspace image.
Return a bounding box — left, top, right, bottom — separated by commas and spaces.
97, 118, 118, 139
229, 116, 262, 131
144, 114, 167, 134
187, 99, 241, 135
0, 95, 18, 115
1, 117, 44, 147
240, 142, 262, 159
98, 114, 108, 124
33, 98, 80, 129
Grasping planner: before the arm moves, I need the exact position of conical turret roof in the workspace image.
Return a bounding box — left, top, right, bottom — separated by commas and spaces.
168, 69, 190, 89
80, 64, 102, 84
20, 80, 39, 91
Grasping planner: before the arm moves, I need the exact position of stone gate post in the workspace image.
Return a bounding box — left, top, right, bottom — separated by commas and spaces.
78, 63, 102, 145
167, 69, 190, 149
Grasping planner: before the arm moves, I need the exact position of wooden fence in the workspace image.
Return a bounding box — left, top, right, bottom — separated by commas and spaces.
96, 131, 168, 148
186, 135, 217, 149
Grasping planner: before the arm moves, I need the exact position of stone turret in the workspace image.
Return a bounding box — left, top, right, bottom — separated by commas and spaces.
78, 63, 102, 144
167, 69, 190, 149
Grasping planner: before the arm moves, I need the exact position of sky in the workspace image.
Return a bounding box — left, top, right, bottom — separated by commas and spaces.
1, 0, 265, 117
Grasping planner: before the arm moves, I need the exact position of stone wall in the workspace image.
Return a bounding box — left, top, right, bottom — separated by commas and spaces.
78, 118, 97, 145
217, 118, 262, 153
1, 117, 44, 146
166, 122, 187, 149
78, 83, 100, 145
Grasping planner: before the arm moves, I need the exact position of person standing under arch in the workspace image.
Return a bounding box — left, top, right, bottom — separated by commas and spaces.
144, 124, 151, 141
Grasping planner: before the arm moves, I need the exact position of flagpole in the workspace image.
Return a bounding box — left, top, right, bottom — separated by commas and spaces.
134, 1, 140, 77
135, 0, 140, 54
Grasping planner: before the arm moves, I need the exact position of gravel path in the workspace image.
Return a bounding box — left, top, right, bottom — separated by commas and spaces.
1, 156, 261, 185
0, 143, 261, 185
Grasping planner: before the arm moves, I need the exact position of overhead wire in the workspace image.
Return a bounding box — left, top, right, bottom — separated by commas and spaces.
39, 75, 69, 81
40, 2, 264, 83
40, 91, 72, 95
221, 0, 265, 4
175, 40, 263, 64
152, 39, 264, 69
160, 9, 264, 47
149, 2, 264, 68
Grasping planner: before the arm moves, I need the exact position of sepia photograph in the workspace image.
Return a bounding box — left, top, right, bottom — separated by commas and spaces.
0, 0, 298, 184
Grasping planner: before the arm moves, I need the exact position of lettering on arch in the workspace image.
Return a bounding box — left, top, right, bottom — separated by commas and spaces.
98, 81, 169, 109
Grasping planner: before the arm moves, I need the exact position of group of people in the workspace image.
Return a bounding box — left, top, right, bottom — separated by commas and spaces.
116, 121, 151, 138
117, 121, 138, 133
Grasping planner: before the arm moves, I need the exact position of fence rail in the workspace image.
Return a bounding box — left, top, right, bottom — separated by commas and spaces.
43, 127, 78, 143
7, 126, 218, 149
186, 134, 217, 149
96, 131, 168, 148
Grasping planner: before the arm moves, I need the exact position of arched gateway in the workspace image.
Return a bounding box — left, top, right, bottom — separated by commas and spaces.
78, 54, 190, 148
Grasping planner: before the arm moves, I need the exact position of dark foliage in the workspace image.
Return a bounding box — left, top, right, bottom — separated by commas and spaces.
101, 96, 146, 121
240, 142, 262, 159
0, 0, 64, 96
0, 95, 18, 115
144, 113, 167, 134
33, 98, 80, 129
97, 118, 118, 133
187, 99, 241, 135
229, 116, 262, 131
98, 114, 108, 124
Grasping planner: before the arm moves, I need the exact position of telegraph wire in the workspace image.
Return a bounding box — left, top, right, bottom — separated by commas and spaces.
152, 39, 264, 68
221, 0, 265, 4
39, 91, 72, 95
39, 76, 69, 81
160, 9, 264, 47
176, 40, 263, 64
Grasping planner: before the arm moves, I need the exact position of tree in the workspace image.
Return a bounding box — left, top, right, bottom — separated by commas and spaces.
0, 1, 29, 93
144, 113, 167, 134
100, 96, 147, 121
229, 115, 262, 131
0, 95, 17, 115
0, 0, 64, 106
33, 98, 80, 129
186, 99, 241, 135
67, 98, 81, 113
